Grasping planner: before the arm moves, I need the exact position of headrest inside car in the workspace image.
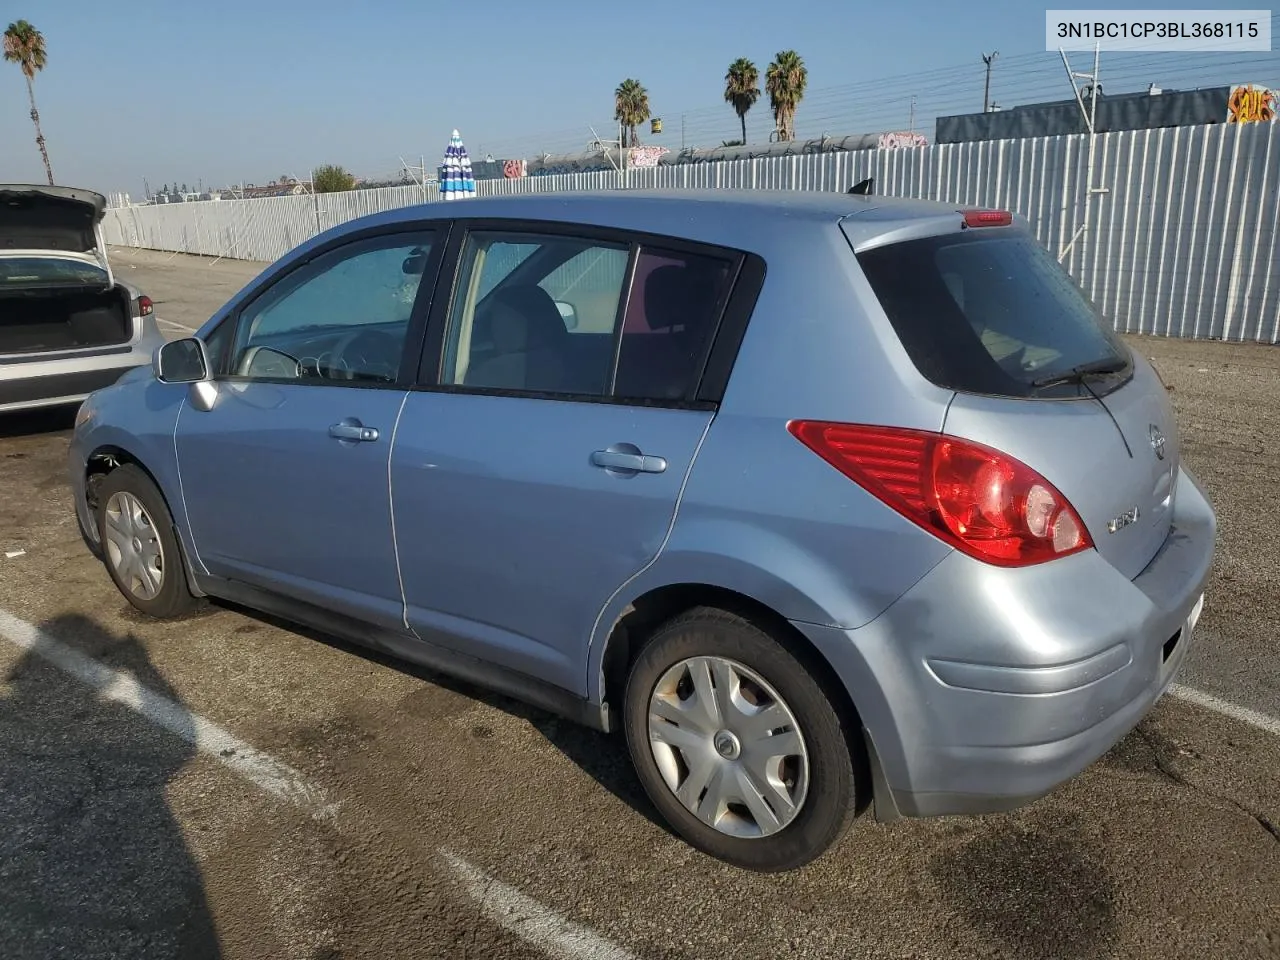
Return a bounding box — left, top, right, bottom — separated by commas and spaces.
644, 263, 723, 332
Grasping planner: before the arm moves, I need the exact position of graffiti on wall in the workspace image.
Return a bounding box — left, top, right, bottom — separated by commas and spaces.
877, 131, 929, 149
627, 145, 670, 167
1227, 84, 1277, 124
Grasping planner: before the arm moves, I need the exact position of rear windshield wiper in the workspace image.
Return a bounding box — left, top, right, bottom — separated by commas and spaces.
1030, 357, 1128, 390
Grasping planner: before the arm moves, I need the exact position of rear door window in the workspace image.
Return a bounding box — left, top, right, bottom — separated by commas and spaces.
439, 229, 735, 404
856, 230, 1130, 398
440, 231, 630, 395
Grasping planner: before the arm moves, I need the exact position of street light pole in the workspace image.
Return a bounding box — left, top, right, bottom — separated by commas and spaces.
982, 51, 999, 112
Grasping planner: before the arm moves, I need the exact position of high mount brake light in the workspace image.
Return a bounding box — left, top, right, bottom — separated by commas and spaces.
787, 420, 1093, 567
961, 209, 1014, 227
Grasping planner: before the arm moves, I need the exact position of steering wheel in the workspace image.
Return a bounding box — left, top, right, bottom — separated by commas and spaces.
328, 328, 402, 381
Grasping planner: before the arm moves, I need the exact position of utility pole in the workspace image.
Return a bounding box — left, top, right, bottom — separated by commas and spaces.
982, 51, 999, 112
909, 95, 917, 134
589, 124, 626, 189
398, 156, 430, 201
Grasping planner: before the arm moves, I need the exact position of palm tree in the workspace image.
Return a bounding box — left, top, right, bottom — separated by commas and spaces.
765, 50, 808, 142
3, 20, 53, 184
614, 79, 650, 148
724, 58, 760, 147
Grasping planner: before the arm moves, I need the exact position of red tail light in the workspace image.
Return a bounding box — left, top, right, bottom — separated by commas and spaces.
961, 209, 1013, 227
787, 421, 1092, 567
134, 295, 153, 317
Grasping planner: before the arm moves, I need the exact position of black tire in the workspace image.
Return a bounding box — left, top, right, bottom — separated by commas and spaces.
623, 607, 860, 872
95, 464, 200, 619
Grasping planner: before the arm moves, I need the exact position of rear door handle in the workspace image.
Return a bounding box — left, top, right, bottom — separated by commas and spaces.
329, 423, 379, 442
591, 449, 667, 474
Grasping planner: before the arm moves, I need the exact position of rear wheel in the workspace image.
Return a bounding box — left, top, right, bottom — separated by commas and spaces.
95, 464, 199, 619
623, 607, 860, 872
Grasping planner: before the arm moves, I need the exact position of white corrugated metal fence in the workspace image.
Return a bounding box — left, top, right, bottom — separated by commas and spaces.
103, 122, 1280, 342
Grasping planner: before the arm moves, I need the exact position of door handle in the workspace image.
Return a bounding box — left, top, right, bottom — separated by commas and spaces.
591, 449, 667, 474
329, 423, 379, 442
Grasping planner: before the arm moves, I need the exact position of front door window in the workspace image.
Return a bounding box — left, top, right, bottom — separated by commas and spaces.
228, 233, 437, 383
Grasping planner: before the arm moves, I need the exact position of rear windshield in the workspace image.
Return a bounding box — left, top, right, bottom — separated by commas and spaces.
0, 257, 109, 289
856, 229, 1130, 398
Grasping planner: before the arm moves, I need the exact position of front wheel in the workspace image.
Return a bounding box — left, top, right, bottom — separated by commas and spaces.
623, 607, 860, 872
95, 464, 200, 619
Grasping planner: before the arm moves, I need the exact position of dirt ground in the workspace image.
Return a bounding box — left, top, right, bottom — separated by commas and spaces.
0, 247, 1277, 960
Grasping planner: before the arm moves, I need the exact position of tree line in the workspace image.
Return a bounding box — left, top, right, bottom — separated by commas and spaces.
615, 51, 808, 149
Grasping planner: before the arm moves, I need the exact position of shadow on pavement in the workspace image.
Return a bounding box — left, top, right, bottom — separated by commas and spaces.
929, 809, 1117, 960
0, 614, 221, 960
226, 603, 674, 838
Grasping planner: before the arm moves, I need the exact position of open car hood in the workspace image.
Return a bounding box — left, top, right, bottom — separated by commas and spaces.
0, 184, 108, 254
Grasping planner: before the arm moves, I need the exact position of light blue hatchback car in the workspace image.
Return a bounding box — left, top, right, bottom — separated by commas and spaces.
69, 189, 1215, 871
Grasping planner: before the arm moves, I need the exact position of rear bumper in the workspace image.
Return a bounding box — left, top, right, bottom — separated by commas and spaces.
0, 332, 161, 413
795, 465, 1216, 819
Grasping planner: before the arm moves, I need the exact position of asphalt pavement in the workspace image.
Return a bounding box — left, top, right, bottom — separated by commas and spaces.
0, 247, 1276, 960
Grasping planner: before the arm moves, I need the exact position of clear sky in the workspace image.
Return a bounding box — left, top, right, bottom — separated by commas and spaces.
2, 0, 1275, 197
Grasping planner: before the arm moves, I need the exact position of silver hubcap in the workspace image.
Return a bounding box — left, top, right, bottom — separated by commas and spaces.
647, 656, 809, 839
103, 491, 165, 601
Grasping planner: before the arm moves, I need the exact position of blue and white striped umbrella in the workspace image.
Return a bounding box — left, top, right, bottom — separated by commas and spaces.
439, 129, 476, 200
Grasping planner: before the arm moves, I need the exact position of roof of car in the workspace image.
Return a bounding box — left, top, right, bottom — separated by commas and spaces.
331, 188, 985, 259
376, 188, 976, 228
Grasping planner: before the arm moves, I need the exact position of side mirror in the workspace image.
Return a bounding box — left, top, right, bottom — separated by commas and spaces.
154, 337, 210, 383
402, 247, 428, 274
554, 300, 579, 330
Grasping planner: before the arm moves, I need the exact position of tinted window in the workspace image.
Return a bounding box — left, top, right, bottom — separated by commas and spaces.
443, 231, 732, 403
230, 232, 435, 383
204, 316, 234, 375
857, 231, 1129, 398
0, 257, 109, 288
614, 249, 732, 401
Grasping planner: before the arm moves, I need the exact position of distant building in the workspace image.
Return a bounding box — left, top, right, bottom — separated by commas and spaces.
935, 84, 1239, 143
204, 178, 312, 200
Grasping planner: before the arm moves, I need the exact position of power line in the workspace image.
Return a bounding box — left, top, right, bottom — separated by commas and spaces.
470, 23, 1279, 160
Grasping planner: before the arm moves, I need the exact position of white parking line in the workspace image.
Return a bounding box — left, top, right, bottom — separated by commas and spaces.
1170, 684, 1280, 737
0, 608, 334, 815
442, 851, 637, 960
5, 605, 1277, 957
0, 608, 636, 960
157, 317, 198, 333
